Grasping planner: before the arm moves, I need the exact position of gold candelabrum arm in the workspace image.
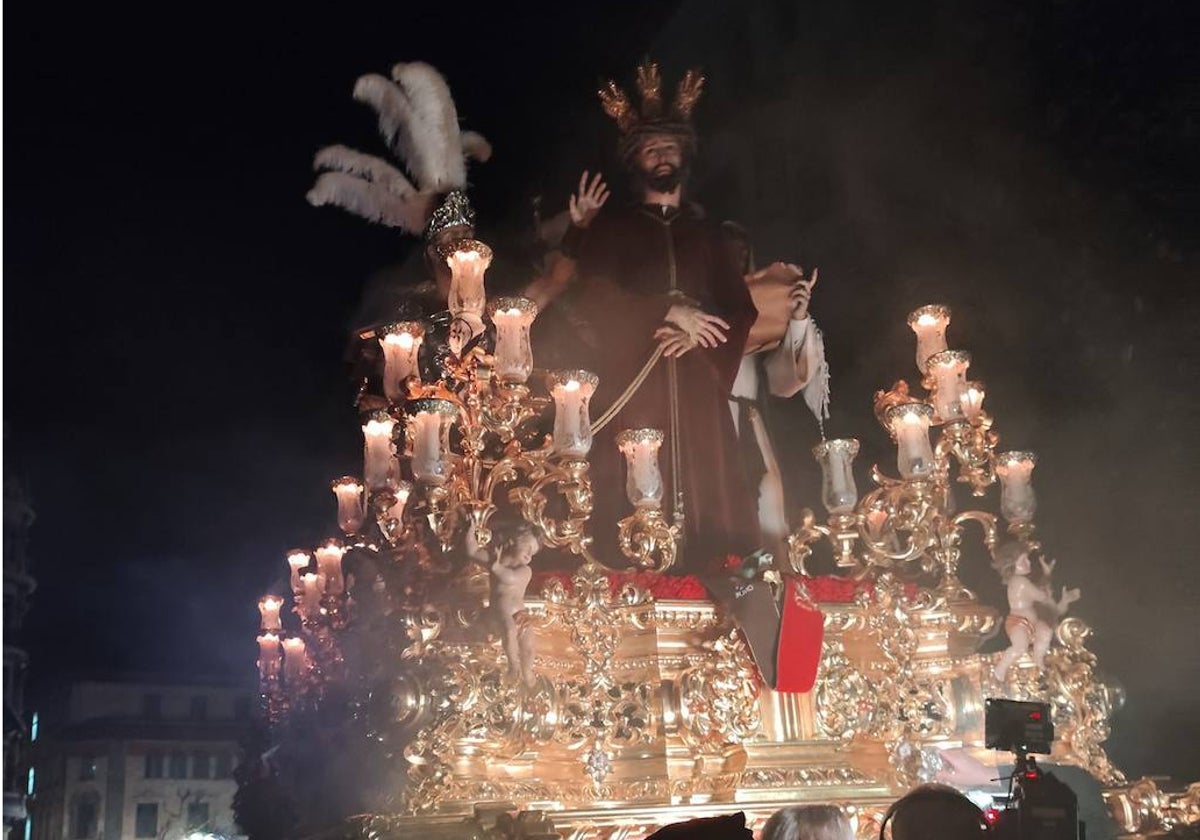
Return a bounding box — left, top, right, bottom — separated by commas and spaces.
616, 506, 679, 574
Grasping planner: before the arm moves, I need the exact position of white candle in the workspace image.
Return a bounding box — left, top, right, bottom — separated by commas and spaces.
281, 637, 307, 685
995, 451, 1037, 523
330, 477, 365, 535
961, 380, 986, 422
314, 540, 346, 596
926, 350, 971, 422
379, 321, 424, 401
886, 403, 936, 479
488, 297, 538, 384
256, 633, 281, 680
907, 304, 951, 374
361, 411, 399, 493
616, 428, 665, 508
548, 370, 599, 457
813, 439, 860, 514
300, 572, 325, 620
286, 550, 310, 595
407, 398, 457, 485
444, 239, 492, 326
258, 596, 283, 631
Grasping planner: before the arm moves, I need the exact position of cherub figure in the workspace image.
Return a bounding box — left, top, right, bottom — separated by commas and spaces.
991, 541, 1081, 682
465, 520, 541, 686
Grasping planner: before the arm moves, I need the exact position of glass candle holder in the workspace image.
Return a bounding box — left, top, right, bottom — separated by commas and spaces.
379, 321, 424, 401
926, 350, 971, 422
616, 428, 665, 508
330, 476, 365, 535
257, 633, 282, 680
406, 398, 458, 485
258, 595, 284, 631
813, 438, 860, 514
281, 637, 307, 685
488, 297, 538, 384
907, 304, 951, 374
961, 380, 986, 422
548, 370, 599, 457
300, 572, 325, 621
885, 403, 936, 479
361, 410, 399, 493
314, 539, 346, 596
995, 450, 1038, 523
444, 239, 492, 327
377, 481, 413, 542
286, 549, 311, 595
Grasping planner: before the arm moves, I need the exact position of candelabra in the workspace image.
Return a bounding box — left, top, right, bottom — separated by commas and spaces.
255, 230, 680, 719
788, 304, 1033, 601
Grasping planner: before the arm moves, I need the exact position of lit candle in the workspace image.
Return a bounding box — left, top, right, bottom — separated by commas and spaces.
330, 477, 365, 535
258, 596, 284, 631
488, 297, 538, 384
300, 572, 325, 620
907, 304, 951, 374
961, 380, 986, 422
885, 403, 936, 479
995, 451, 1037, 523
314, 539, 346, 596
926, 350, 971, 422
407, 398, 457, 485
256, 633, 281, 680
281, 637, 307, 685
361, 410, 399, 493
444, 239, 492, 351
286, 550, 311, 595
377, 481, 412, 543
548, 370, 599, 457
813, 439, 860, 514
616, 428, 665, 508
379, 321, 424, 401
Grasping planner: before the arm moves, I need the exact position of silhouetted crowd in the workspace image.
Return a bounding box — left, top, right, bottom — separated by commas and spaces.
643, 784, 1002, 840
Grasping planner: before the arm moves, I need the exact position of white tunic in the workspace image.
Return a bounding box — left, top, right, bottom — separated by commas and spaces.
729, 317, 829, 560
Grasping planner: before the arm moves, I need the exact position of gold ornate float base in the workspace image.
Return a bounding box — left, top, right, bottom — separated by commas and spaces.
360, 566, 1195, 840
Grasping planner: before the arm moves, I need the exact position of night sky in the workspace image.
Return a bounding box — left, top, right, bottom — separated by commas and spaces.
6, 1, 1197, 781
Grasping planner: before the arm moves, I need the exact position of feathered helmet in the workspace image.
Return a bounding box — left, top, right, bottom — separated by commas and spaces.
599, 60, 705, 166
306, 63, 492, 242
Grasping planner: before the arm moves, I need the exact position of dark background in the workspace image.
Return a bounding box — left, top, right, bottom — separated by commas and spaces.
5, 1, 1197, 781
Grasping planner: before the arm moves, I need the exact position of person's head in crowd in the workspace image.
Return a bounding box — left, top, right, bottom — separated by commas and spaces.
644, 812, 752, 840
761, 804, 854, 840
882, 784, 990, 839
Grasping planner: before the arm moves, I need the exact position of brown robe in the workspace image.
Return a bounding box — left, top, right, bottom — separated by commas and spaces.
568, 203, 761, 570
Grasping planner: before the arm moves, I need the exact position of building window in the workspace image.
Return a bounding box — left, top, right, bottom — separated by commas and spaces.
168, 751, 187, 779
192, 751, 210, 779
189, 696, 207, 721
134, 803, 158, 839
145, 751, 164, 779
78, 755, 97, 781
71, 798, 98, 839
214, 752, 233, 779
185, 802, 209, 831
143, 693, 162, 719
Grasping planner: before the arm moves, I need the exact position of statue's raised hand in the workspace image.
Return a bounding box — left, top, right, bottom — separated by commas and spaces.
568, 171, 610, 229
1060, 586, 1081, 607
1039, 556, 1057, 576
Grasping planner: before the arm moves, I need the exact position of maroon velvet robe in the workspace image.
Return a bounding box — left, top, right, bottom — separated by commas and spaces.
570, 204, 761, 569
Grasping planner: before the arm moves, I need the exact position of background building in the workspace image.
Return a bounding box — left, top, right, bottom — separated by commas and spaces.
30, 679, 253, 840
4, 466, 38, 839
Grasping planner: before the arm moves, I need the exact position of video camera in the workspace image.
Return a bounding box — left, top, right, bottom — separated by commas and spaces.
984, 698, 1081, 840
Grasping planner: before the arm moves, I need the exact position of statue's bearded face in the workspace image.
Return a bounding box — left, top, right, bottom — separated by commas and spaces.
634, 135, 684, 193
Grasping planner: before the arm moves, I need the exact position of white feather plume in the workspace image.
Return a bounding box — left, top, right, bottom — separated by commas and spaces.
306, 172, 433, 235
391, 62, 465, 192
313, 145, 417, 197
460, 131, 493, 163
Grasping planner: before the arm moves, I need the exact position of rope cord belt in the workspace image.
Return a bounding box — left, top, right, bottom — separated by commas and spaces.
591, 344, 665, 432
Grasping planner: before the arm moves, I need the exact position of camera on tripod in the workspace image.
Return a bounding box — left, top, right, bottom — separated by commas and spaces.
984, 698, 1081, 839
